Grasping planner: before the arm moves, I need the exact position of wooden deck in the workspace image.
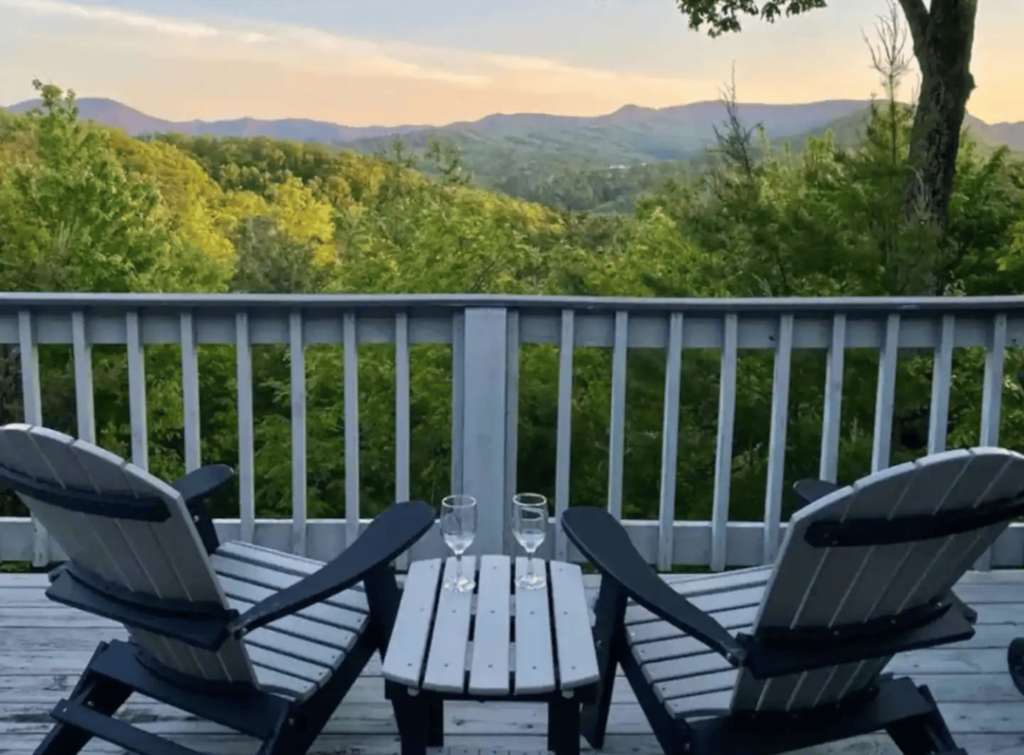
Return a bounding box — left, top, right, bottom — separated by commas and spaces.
1, 571, 1023, 755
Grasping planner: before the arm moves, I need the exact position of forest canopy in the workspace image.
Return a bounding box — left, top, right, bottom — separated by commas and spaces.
1, 70, 1023, 527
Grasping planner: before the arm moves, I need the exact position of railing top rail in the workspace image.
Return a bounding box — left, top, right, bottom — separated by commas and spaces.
2, 292, 1024, 315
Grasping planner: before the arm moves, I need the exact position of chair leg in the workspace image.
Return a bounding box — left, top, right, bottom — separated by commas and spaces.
390, 692, 429, 755
1008, 638, 1024, 695
426, 697, 444, 747
885, 685, 960, 755
580, 664, 615, 749
548, 696, 582, 755
581, 579, 626, 750
33, 664, 131, 755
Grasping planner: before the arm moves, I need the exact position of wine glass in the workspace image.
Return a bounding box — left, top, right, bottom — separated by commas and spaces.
512, 493, 548, 590
440, 494, 477, 592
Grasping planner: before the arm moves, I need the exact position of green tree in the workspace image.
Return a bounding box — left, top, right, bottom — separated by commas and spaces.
669, 0, 979, 233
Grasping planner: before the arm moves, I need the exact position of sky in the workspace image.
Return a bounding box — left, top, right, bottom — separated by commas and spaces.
1, 0, 1022, 126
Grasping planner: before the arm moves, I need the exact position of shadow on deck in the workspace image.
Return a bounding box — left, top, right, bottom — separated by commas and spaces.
1, 571, 1022, 755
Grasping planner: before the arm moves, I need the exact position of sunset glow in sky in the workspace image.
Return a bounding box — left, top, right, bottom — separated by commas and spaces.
2, 0, 1022, 125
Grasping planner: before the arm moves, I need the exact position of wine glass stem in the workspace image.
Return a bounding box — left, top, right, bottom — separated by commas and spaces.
456, 553, 463, 581
527, 554, 535, 578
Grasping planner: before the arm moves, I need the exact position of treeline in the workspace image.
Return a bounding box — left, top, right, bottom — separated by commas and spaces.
1, 80, 1024, 526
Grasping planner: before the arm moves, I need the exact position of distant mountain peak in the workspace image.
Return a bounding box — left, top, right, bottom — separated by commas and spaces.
2, 95, 1021, 159
612, 104, 654, 114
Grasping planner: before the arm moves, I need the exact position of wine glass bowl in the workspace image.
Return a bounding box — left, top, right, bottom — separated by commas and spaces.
512, 493, 548, 590
440, 494, 477, 592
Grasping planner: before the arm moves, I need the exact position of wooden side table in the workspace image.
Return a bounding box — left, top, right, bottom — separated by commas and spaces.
382, 555, 600, 755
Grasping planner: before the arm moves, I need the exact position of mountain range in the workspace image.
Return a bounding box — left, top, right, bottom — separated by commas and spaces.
4, 96, 1023, 178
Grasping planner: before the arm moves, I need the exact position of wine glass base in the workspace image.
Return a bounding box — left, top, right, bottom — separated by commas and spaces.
443, 575, 476, 593
515, 573, 547, 590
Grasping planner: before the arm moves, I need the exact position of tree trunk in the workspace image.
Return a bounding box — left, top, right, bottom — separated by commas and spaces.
899, 0, 978, 229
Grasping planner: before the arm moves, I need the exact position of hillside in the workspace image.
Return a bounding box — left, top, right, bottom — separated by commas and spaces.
793, 107, 1024, 153
8, 96, 1023, 196
338, 100, 877, 169
6, 94, 1023, 215
3, 97, 428, 143
7, 97, 1023, 175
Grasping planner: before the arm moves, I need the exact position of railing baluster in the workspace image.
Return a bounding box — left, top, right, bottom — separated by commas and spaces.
975, 313, 1008, 571
289, 311, 307, 556
927, 315, 955, 455
126, 311, 148, 471
394, 313, 411, 570
763, 314, 794, 564
980, 313, 1007, 446
710, 314, 739, 572
554, 310, 575, 561
18, 311, 50, 566
657, 313, 684, 571
235, 312, 255, 544
871, 314, 900, 473
343, 312, 361, 548
819, 314, 846, 483
18, 313, 41, 427
180, 311, 201, 473
450, 312, 465, 496
71, 311, 95, 443
607, 311, 629, 520
395, 313, 411, 503
503, 311, 521, 555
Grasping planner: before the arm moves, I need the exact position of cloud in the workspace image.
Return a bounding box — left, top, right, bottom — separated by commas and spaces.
2, 0, 226, 39
0, 0, 697, 96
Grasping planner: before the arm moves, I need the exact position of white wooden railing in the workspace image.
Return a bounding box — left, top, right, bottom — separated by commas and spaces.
0, 294, 1022, 570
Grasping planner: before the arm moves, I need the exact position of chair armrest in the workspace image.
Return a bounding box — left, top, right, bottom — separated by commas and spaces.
793, 479, 843, 505
561, 506, 746, 666
171, 465, 235, 507
228, 500, 434, 638
170, 465, 234, 554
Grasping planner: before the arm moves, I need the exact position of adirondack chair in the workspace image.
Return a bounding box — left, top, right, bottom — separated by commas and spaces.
561, 447, 1024, 755
0, 423, 435, 755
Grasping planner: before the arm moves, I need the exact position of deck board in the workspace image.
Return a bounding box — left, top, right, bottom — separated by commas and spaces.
1, 572, 1022, 754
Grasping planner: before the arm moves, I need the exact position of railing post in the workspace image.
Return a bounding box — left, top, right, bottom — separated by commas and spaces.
460, 308, 510, 556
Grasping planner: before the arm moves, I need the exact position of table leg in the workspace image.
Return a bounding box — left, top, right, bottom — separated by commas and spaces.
548, 696, 581, 755
392, 691, 429, 755
427, 697, 444, 747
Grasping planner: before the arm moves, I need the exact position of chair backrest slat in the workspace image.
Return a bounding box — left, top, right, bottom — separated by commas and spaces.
0, 424, 256, 685
732, 447, 1024, 713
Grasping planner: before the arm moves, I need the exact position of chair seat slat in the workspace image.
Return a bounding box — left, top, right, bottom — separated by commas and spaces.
216, 572, 367, 635
211, 549, 367, 615
246, 644, 333, 686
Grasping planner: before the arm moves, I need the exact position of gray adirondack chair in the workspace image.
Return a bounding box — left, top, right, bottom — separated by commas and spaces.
0, 423, 434, 755
562, 446, 1024, 755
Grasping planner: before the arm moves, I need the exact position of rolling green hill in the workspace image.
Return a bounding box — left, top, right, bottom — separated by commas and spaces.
6, 95, 1022, 214
340, 100, 876, 171
341, 101, 1024, 208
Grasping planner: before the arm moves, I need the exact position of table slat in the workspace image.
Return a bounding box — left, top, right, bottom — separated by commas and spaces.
513, 557, 556, 694
382, 559, 443, 687
423, 557, 477, 694
550, 561, 600, 689
468, 555, 512, 695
